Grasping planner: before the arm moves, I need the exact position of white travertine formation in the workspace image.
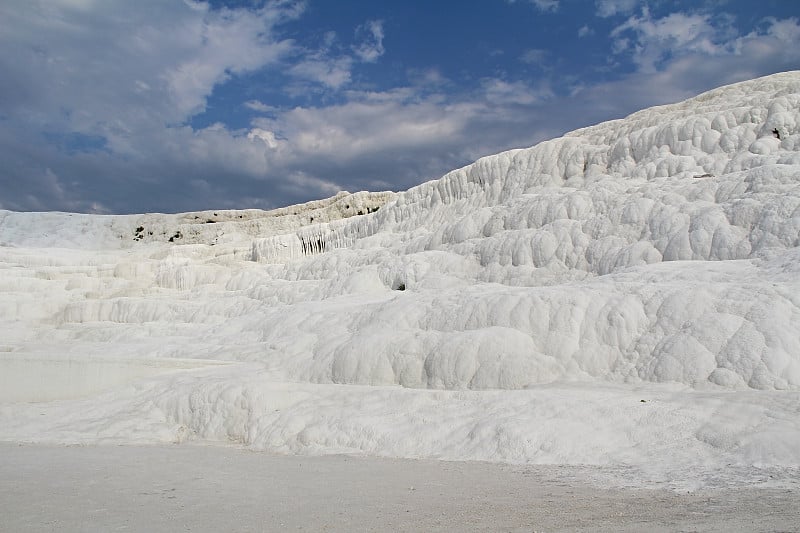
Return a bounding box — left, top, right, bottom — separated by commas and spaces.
1, 72, 799, 488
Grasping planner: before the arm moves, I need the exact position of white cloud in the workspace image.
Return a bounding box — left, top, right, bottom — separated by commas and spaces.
764, 17, 800, 42
578, 25, 594, 38
161, 4, 297, 116
0, 0, 300, 139
406, 67, 449, 87
481, 79, 551, 106
247, 128, 280, 149
252, 94, 471, 165
531, 0, 559, 12
577, 15, 800, 114
609, 11, 800, 84
353, 20, 385, 63
611, 10, 730, 72
286, 20, 385, 93
506, 0, 559, 12
235, 78, 560, 198
520, 49, 548, 64
596, 0, 638, 18
244, 100, 276, 113
0, 0, 306, 211
289, 56, 354, 89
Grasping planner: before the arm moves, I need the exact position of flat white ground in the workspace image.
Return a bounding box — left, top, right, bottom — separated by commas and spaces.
1, 443, 798, 533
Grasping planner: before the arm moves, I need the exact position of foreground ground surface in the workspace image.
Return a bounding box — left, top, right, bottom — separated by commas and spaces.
1, 443, 798, 533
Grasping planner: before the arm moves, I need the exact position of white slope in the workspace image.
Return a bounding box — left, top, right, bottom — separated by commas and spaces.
1, 72, 799, 490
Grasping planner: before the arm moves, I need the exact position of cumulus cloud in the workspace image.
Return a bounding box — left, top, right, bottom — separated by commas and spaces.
244, 80, 560, 195
289, 56, 354, 90
161, 4, 298, 116
611, 9, 728, 72
610, 10, 800, 79
1, 0, 297, 130
0, 2, 391, 212
572, 15, 800, 120
249, 93, 480, 191
0, 0, 304, 212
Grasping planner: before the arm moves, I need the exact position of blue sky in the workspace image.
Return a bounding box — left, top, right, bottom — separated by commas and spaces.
0, 0, 798, 213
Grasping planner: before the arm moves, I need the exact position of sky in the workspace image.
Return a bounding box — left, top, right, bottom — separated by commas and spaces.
0, 0, 798, 214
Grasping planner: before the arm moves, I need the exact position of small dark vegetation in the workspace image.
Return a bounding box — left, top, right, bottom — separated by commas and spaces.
355, 206, 380, 216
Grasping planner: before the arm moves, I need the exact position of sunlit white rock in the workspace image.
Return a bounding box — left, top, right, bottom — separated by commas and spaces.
1, 72, 799, 488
